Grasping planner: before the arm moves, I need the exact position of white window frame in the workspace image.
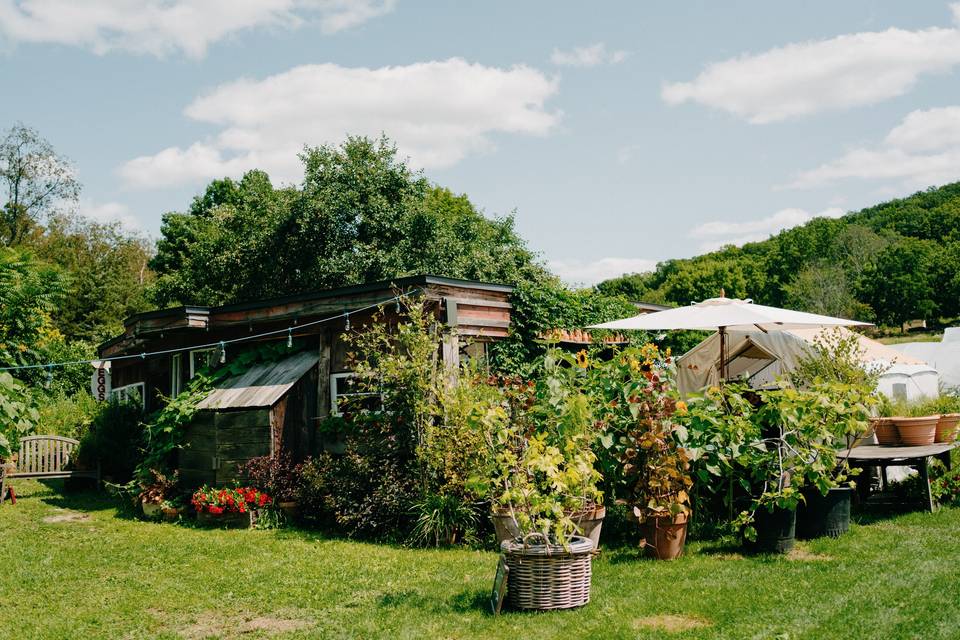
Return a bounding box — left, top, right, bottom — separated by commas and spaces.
189, 348, 218, 379
171, 353, 183, 397
330, 372, 383, 416
111, 382, 145, 410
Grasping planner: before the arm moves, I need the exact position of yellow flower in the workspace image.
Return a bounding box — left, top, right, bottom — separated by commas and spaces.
575, 349, 589, 368
676, 401, 688, 414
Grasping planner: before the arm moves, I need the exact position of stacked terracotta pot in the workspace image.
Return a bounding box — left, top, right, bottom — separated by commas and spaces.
936, 413, 960, 443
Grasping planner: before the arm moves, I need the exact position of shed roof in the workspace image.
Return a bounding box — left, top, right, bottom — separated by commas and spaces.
196, 350, 319, 410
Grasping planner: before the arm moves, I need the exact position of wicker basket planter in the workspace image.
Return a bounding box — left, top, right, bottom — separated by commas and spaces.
500, 535, 594, 611
873, 417, 899, 445
936, 413, 960, 443
196, 509, 259, 528
894, 415, 939, 446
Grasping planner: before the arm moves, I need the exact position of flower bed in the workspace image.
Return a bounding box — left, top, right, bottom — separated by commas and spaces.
192, 486, 271, 528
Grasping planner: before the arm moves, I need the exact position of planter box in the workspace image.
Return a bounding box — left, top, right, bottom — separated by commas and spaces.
196, 509, 259, 529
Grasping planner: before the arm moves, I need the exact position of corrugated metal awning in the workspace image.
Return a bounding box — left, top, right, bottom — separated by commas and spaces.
196, 350, 319, 410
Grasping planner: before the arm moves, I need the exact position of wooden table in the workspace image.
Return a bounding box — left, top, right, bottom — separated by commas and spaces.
843, 443, 958, 512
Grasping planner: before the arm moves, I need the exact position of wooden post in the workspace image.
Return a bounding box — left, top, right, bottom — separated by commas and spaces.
441, 332, 460, 386
315, 329, 333, 455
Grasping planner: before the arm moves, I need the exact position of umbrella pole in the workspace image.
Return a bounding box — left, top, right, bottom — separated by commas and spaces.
719, 326, 727, 382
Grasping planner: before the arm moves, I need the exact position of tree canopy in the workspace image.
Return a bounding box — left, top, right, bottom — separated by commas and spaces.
598, 182, 960, 328
150, 137, 547, 307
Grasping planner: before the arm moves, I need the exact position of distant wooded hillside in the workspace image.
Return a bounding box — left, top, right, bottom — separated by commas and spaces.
597, 183, 960, 328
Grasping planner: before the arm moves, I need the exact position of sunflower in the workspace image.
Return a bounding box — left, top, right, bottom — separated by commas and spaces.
575, 349, 589, 368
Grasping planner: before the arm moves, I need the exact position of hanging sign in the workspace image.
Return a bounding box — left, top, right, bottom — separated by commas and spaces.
90, 360, 112, 402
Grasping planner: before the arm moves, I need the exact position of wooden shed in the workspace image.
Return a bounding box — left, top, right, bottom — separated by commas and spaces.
98, 275, 514, 488
179, 350, 319, 487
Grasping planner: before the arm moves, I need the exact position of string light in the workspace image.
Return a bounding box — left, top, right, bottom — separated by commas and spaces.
219, 342, 226, 364
0, 291, 415, 373
345, 314, 351, 331
45, 365, 53, 389
287, 328, 293, 349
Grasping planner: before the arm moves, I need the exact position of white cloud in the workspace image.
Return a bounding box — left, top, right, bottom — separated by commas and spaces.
662, 6, 960, 123
550, 42, 627, 68
789, 106, 960, 188
548, 257, 656, 287
78, 199, 141, 231
692, 207, 844, 252
119, 58, 561, 188
0, 0, 395, 58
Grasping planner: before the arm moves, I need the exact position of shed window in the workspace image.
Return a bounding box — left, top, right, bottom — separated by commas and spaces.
111, 382, 145, 410
330, 372, 382, 416
190, 348, 218, 379
171, 353, 183, 396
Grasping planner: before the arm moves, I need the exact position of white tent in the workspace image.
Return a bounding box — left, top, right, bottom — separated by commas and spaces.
890, 328, 960, 392
677, 327, 939, 400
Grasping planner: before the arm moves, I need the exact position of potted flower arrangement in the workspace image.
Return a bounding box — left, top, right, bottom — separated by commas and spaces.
487, 350, 603, 611
240, 452, 304, 522
594, 344, 692, 559
138, 469, 178, 519
192, 485, 271, 528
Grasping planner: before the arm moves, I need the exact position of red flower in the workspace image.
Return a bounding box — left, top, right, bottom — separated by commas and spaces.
208, 506, 224, 515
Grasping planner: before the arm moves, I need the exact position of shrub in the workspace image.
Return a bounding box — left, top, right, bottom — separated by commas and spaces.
74, 398, 144, 482
0, 371, 38, 460
298, 413, 419, 540
932, 470, 960, 507
34, 391, 98, 440
240, 453, 303, 502
409, 493, 479, 547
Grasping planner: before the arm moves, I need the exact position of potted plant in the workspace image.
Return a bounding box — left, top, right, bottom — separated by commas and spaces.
138, 469, 178, 519
192, 485, 271, 528
241, 452, 303, 521
160, 497, 185, 522
594, 344, 692, 559
485, 357, 606, 550
488, 350, 603, 610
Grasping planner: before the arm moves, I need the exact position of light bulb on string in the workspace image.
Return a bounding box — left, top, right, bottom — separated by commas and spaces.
45, 365, 53, 389
287, 328, 293, 348
219, 342, 226, 364
345, 314, 351, 332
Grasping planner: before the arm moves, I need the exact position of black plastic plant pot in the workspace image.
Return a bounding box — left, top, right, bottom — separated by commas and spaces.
797, 487, 852, 539
746, 505, 796, 554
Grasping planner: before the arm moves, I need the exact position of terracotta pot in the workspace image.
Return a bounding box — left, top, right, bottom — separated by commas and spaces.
936, 413, 960, 443
639, 511, 689, 560
873, 417, 899, 445
895, 415, 939, 446
161, 506, 181, 522
571, 505, 606, 550
141, 500, 162, 518
491, 510, 522, 545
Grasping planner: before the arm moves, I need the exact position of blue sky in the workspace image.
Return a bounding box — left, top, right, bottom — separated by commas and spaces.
2, 1, 960, 285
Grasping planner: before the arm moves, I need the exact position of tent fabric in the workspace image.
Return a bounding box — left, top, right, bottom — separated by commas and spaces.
589, 296, 871, 332
677, 327, 936, 399
891, 332, 960, 391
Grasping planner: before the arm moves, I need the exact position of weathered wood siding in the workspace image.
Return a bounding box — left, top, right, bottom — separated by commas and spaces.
178, 408, 271, 487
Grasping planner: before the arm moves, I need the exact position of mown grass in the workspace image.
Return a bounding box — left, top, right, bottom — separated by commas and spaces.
2, 480, 960, 640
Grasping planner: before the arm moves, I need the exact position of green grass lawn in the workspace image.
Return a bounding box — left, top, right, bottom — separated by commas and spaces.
3, 480, 960, 640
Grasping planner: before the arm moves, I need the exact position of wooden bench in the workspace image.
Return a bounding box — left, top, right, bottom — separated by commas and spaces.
1, 435, 100, 502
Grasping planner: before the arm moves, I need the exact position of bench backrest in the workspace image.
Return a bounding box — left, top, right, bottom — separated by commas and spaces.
16, 436, 80, 474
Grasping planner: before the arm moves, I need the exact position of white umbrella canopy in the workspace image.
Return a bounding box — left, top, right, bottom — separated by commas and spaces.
588, 296, 872, 381
588, 296, 871, 332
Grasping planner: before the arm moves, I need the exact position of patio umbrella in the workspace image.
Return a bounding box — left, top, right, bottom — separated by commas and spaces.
588, 295, 871, 380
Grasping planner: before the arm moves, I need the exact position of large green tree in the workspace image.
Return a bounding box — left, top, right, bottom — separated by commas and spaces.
150, 136, 546, 307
